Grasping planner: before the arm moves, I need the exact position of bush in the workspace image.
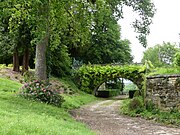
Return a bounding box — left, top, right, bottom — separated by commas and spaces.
121, 98, 180, 126
109, 89, 121, 97
0, 64, 6, 68
18, 80, 64, 107
129, 97, 144, 113
145, 99, 156, 111
7, 64, 13, 67
173, 52, 180, 67
145, 99, 154, 111
23, 71, 35, 83
133, 90, 141, 97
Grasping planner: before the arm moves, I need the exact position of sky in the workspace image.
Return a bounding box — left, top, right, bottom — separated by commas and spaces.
118, 0, 180, 63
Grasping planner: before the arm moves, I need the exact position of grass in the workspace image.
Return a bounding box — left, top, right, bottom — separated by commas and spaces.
0, 78, 22, 92
0, 77, 97, 135
148, 67, 180, 76
120, 98, 180, 127
62, 92, 97, 109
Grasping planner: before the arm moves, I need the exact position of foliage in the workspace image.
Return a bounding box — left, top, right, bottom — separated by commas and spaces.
121, 97, 145, 115
105, 78, 124, 90
124, 83, 138, 92
80, 1, 133, 64
75, 64, 146, 93
147, 67, 180, 76
74, 0, 155, 63
18, 80, 64, 107
142, 42, 180, 67
128, 97, 144, 113
0, 0, 155, 79
0, 0, 33, 72
173, 52, 180, 67
23, 71, 35, 82
49, 45, 72, 77
145, 99, 157, 112
121, 98, 180, 126
108, 89, 122, 97
0, 77, 96, 135
133, 90, 141, 97
106, 0, 156, 47
0, 64, 7, 68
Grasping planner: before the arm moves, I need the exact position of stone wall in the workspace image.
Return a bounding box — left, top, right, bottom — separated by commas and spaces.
146, 74, 180, 110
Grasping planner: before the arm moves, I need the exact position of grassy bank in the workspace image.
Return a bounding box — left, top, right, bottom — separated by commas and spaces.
120, 97, 180, 127
0, 77, 97, 135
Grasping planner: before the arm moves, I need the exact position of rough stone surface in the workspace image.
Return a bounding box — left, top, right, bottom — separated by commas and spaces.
146, 74, 180, 110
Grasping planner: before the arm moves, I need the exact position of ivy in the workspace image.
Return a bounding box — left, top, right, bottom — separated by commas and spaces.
75, 64, 146, 93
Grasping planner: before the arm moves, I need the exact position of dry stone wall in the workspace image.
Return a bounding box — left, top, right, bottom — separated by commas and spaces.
146, 74, 180, 110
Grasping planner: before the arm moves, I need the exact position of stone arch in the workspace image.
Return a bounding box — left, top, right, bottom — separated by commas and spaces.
76, 64, 146, 94
93, 76, 141, 97
94, 74, 144, 95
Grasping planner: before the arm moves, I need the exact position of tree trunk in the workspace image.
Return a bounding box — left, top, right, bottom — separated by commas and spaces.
22, 47, 29, 74
35, 0, 50, 81
13, 49, 20, 72
35, 35, 49, 80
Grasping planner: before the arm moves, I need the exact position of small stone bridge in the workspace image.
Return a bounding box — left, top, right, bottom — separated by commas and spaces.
75, 64, 146, 94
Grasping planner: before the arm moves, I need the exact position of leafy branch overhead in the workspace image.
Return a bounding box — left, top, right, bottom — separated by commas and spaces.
0, 0, 155, 80
98, 0, 156, 47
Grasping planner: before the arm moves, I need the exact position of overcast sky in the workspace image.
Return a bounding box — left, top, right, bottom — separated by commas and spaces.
118, 0, 180, 63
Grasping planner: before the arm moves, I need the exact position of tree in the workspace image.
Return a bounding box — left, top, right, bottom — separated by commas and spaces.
142, 42, 180, 67
59, 1, 92, 60
67, 0, 133, 64
81, 1, 131, 64
0, 13, 12, 66
0, 0, 33, 72
69, 0, 155, 64
106, 0, 156, 47
0, 0, 155, 81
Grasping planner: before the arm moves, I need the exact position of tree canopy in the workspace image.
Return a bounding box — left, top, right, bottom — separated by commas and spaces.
0, 0, 156, 80
142, 42, 180, 67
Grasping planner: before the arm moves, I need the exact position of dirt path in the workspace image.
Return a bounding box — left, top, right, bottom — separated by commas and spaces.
71, 98, 180, 135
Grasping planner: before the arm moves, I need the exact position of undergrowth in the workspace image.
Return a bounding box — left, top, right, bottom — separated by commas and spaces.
120, 97, 180, 127
18, 80, 64, 107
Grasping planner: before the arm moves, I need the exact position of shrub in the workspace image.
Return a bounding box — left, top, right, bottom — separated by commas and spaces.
23, 71, 35, 83
133, 90, 141, 97
173, 52, 180, 67
0, 64, 6, 68
7, 64, 13, 67
109, 89, 121, 97
145, 99, 156, 111
128, 97, 144, 113
145, 99, 160, 114
18, 80, 64, 107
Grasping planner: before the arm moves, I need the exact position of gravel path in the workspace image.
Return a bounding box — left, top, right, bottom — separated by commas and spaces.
71, 99, 180, 135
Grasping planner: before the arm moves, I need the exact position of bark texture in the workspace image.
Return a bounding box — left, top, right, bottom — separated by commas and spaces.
13, 49, 20, 72
35, 35, 49, 80
22, 47, 29, 73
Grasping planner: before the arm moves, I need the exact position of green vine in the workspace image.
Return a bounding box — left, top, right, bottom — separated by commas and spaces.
75, 64, 146, 94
